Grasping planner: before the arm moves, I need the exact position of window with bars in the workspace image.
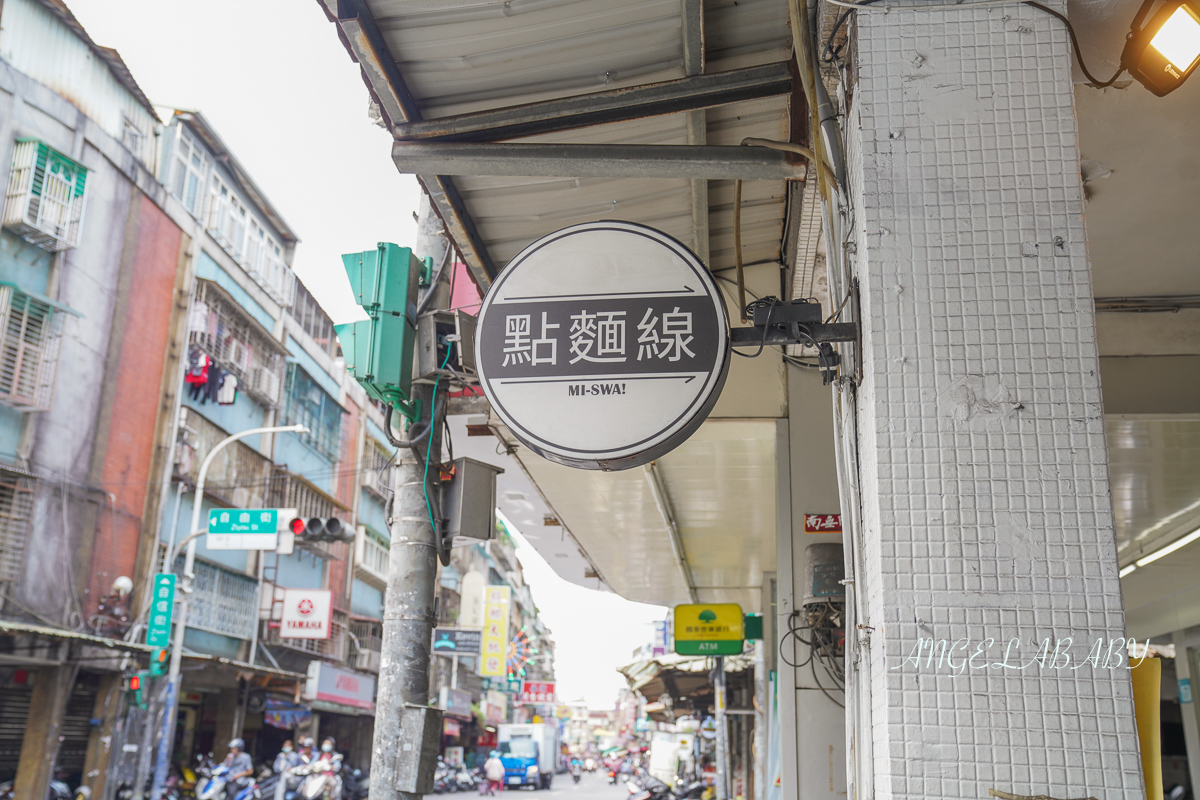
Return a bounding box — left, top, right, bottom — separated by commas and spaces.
2, 140, 88, 252
188, 280, 286, 407
0, 285, 67, 411
291, 280, 337, 358
0, 470, 34, 584
282, 364, 345, 460
364, 442, 394, 499
184, 559, 258, 640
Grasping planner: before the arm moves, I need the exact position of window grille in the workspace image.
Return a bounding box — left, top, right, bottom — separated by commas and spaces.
2, 140, 88, 252
282, 365, 345, 460
170, 127, 211, 217
349, 617, 383, 672
184, 559, 258, 640
188, 280, 286, 408
202, 170, 295, 308
363, 443, 394, 500
174, 408, 273, 507
0, 286, 66, 411
291, 281, 337, 358
0, 470, 34, 584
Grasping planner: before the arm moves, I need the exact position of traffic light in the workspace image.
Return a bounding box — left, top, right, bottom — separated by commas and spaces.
334, 243, 422, 416
123, 671, 148, 709
149, 647, 168, 677
288, 517, 353, 543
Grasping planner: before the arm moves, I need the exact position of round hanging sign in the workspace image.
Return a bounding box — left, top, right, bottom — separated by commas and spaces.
475, 221, 730, 471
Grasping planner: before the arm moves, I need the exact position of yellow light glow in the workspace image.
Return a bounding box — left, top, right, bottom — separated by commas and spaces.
1150, 5, 1200, 72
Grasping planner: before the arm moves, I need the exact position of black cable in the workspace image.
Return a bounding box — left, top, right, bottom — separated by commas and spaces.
824, 0, 882, 63
1023, 1, 1126, 88
732, 296, 780, 359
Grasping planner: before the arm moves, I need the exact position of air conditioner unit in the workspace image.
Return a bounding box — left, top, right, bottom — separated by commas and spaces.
228, 339, 250, 372
254, 367, 281, 404
2, 140, 88, 252
354, 649, 381, 673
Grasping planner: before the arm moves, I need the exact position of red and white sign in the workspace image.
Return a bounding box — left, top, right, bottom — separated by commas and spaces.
304, 661, 376, 711
803, 514, 842, 533
281, 588, 332, 639
517, 681, 556, 704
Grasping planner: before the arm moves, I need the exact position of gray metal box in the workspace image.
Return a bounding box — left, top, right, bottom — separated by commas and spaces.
395, 704, 443, 794
444, 457, 504, 547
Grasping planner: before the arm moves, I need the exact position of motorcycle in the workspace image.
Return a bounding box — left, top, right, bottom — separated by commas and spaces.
0, 779, 74, 800
294, 754, 343, 800
454, 765, 478, 793
196, 762, 233, 800
571, 764, 582, 784
607, 770, 618, 786
341, 767, 369, 800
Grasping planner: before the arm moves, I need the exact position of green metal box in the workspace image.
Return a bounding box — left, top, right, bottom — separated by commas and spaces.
336, 243, 420, 409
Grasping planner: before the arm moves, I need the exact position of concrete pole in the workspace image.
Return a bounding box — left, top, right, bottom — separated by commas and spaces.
148, 424, 307, 798
372, 380, 440, 800
714, 657, 729, 800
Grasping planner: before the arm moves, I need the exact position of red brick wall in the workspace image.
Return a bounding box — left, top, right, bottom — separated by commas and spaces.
86, 196, 182, 609
328, 401, 360, 606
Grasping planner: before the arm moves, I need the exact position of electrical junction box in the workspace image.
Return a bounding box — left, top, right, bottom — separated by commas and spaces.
335, 243, 421, 407
395, 704, 443, 794
802, 543, 845, 607
443, 457, 504, 547
417, 309, 478, 379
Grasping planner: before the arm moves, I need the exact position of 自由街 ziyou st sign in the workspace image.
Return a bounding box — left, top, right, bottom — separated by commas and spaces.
475, 221, 730, 470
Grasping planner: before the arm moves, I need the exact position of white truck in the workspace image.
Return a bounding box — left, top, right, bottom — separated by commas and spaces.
498, 722, 560, 790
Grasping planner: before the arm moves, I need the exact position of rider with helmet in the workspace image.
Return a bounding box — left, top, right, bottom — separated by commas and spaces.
223, 739, 255, 794
277, 738, 315, 800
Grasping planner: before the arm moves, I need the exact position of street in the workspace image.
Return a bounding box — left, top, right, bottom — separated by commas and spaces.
467, 771, 626, 800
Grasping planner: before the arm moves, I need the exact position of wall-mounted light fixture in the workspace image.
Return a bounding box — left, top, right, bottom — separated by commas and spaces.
1123, 0, 1200, 95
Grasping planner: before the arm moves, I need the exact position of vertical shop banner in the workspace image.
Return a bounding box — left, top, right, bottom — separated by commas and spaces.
479, 586, 511, 677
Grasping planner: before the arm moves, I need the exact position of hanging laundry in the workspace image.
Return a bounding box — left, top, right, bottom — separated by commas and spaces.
202, 366, 226, 405
218, 374, 238, 405
187, 301, 209, 334
185, 347, 210, 385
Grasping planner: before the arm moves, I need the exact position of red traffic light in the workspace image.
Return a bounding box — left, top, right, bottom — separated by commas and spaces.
128, 674, 140, 691
289, 518, 305, 535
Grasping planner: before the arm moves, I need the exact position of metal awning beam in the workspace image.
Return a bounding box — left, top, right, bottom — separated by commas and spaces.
391, 63, 791, 143
392, 142, 806, 180
321, 0, 498, 286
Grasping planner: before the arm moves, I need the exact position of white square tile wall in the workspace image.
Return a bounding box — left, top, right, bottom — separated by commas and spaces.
846, 2, 1143, 797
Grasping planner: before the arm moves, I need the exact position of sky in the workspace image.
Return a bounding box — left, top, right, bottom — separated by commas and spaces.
501, 513, 668, 709
66, 0, 420, 325
68, 0, 668, 710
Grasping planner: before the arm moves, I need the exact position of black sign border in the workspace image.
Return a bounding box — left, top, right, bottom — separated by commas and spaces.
476, 221, 730, 471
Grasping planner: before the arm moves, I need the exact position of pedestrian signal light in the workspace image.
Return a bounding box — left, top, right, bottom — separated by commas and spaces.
127, 674, 140, 691
290, 517, 352, 543
149, 647, 168, 677
123, 672, 147, 709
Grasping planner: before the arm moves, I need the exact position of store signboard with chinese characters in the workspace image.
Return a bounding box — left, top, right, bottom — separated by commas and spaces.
803, 514, 842, 533
280, 588, 333, 640
479, 586, 511, 677
517, 681, 556, 704
673, 603, 744, 656
475, 221, 730, 471
304, 661, 375, 711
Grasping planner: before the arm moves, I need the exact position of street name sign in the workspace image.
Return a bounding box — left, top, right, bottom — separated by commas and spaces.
475, 221, 731, 471
146, 573, 176, 648
207, 508, 279, 550
673, 603, 745, 656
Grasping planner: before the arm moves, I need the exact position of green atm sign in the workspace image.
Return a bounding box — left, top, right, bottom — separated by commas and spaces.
673, 603, 745, 656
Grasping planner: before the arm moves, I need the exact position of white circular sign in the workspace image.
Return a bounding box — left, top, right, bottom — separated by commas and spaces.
475, 221, 730, 471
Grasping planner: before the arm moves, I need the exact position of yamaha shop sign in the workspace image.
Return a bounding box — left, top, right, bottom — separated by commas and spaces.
476, 221, 730, 471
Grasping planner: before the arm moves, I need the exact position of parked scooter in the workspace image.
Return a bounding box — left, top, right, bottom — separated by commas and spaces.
0, 779, 74, 800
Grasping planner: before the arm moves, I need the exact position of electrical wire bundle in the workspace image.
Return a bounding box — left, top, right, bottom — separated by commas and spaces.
780, 601, 846, 708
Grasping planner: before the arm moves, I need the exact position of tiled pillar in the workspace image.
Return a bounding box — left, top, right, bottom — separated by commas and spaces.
846, 3, 1143, 796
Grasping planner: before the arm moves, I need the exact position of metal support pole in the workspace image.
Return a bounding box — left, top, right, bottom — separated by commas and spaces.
372, 377, 441, 800
714, 657, 730, 800
451, 654, 458, 690
149, 424, 307, 799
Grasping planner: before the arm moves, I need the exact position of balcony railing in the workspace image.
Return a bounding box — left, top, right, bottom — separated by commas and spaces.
174, 408, 274, 508
354, 526, 388, 590
189, 280, 287, 408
